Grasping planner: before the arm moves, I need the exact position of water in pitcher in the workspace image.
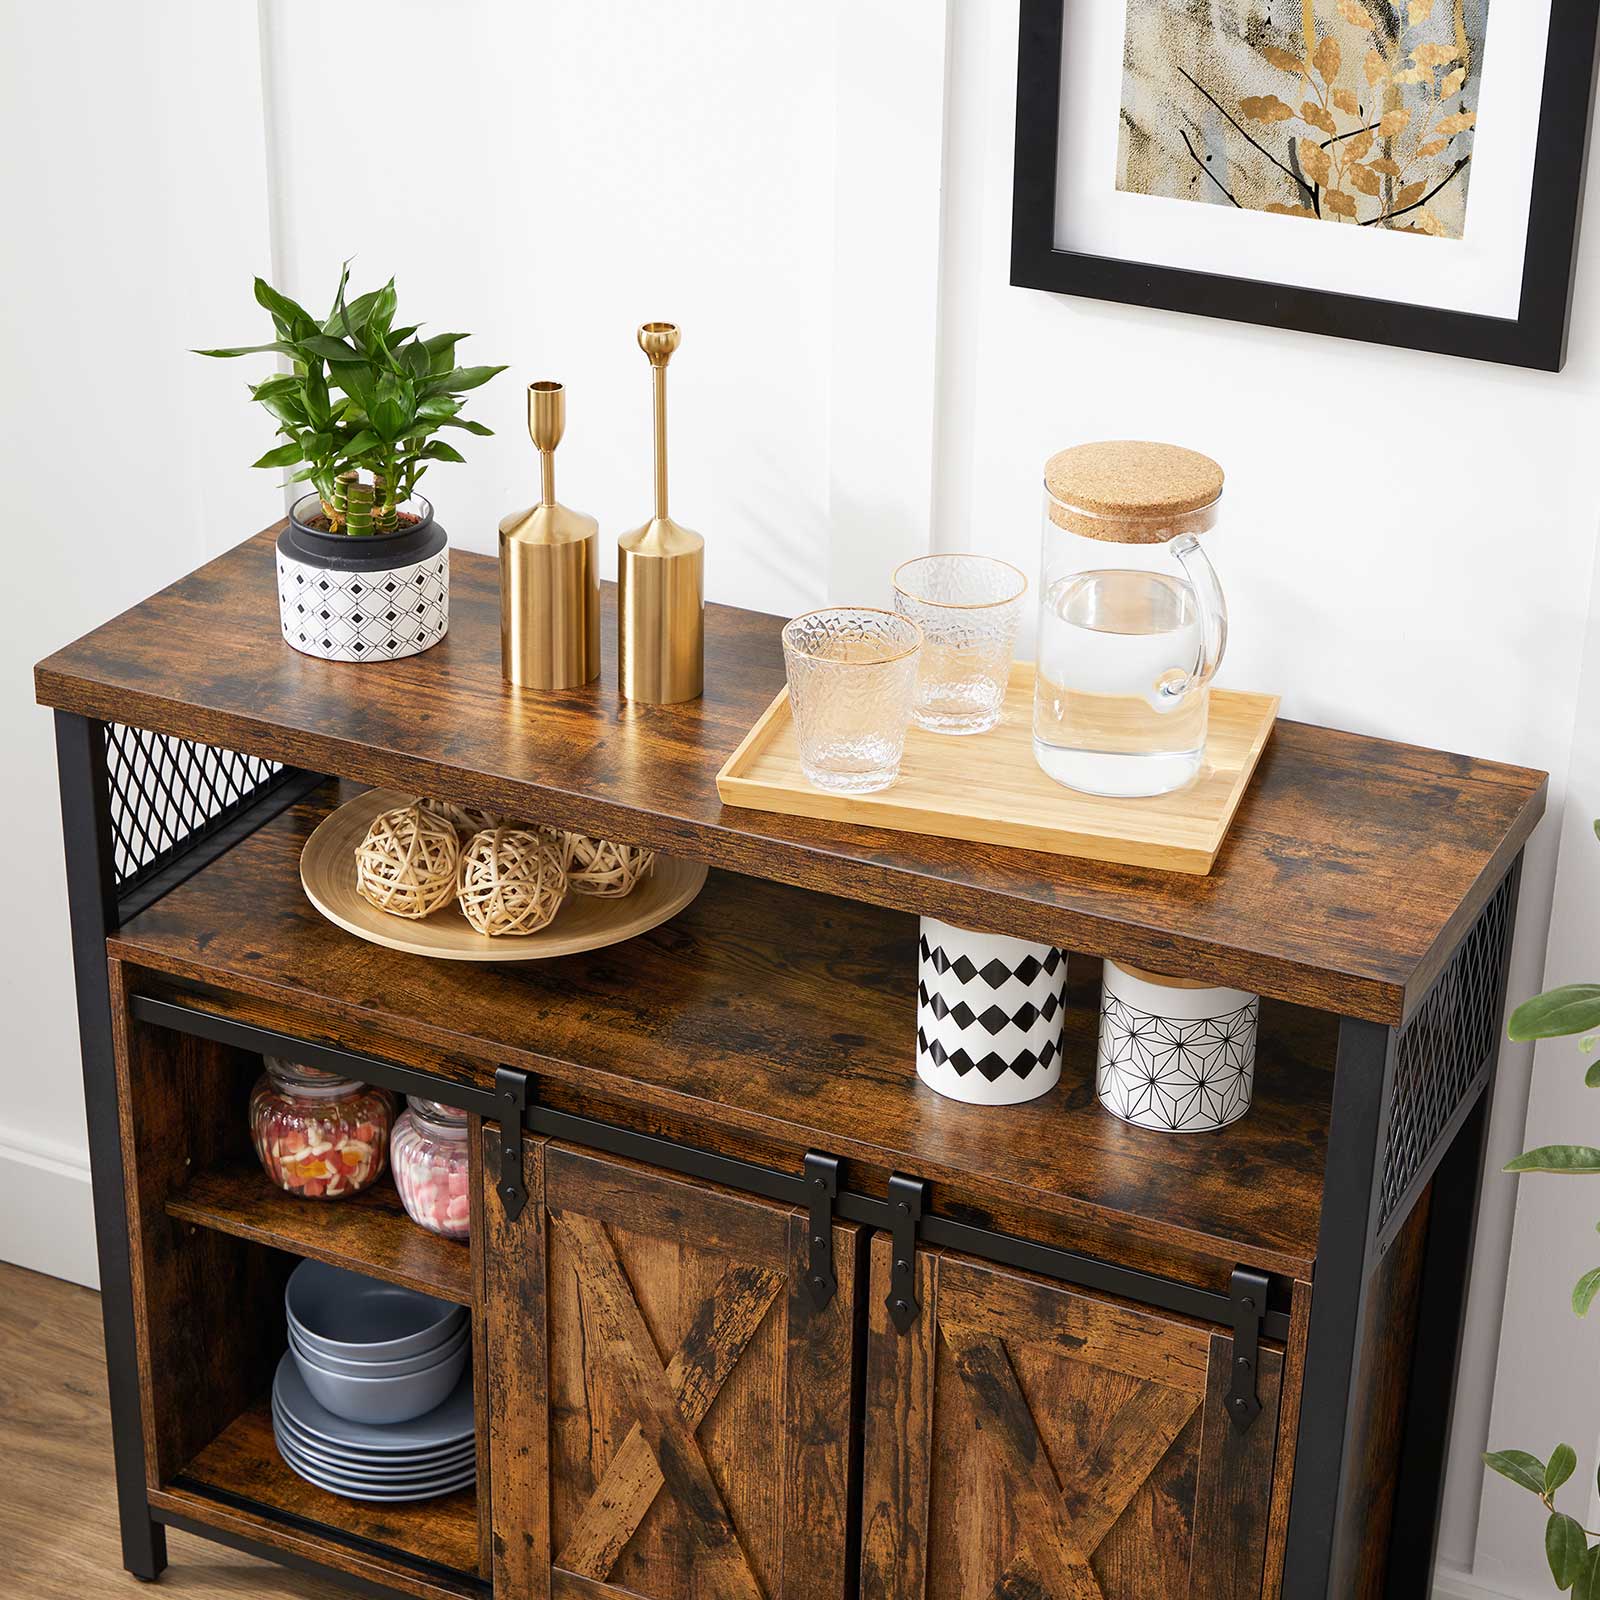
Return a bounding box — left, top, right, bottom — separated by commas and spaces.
1033, 569, 1207, 797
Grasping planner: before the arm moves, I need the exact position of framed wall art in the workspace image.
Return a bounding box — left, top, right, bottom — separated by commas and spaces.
1011, 0, 1600, 369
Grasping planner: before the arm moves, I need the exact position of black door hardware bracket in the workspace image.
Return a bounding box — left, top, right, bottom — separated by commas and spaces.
886, 1172, 928, 1333
1227, 1265, 1271, 1432
803, 1151, 840, 1311
494, 1066, 529, 1221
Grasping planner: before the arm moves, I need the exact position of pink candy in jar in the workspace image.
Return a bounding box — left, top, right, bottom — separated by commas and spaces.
390, 1097, 471, 1241
249, 1057, 393, 1199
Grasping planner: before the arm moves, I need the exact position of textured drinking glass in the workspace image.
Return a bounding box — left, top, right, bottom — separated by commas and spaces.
781, 608, 922, 793
892, 555, 1028, 734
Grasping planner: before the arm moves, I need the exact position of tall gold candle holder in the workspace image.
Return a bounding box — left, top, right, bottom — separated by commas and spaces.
618, 322, 704, 704
499, 381, 600, 690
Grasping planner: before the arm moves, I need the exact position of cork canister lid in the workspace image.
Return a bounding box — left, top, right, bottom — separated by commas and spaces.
1044, 441, 1224, 543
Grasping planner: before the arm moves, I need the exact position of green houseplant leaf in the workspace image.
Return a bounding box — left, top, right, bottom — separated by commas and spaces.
1549, 1513, 1590, 1589
1548, 1445, 1580, 1494
1485, 1449, 1551, 1496
1509, 986, 1600, 1042
1506, 1148, 1600, 1175
1574, 1269, 1600, 1316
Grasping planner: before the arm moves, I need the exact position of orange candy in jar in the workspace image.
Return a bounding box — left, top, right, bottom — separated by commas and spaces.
390, 1098, 471, 1240
249, 1057, 394, 1200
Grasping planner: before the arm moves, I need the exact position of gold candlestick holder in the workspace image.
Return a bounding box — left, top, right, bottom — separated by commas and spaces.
499, 381, 600, 690
618, 322, 704, 704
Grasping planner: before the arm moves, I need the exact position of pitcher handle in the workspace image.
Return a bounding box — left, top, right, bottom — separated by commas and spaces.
1165, 535, 1228, 698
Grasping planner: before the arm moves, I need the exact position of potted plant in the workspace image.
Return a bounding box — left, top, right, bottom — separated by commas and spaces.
197, 267, 505, 662
1484, 826, 1600, 1593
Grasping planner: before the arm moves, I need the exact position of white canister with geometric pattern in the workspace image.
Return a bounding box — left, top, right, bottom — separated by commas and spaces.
916, 916, 1068, 1106
1096, 961, 1258, 1132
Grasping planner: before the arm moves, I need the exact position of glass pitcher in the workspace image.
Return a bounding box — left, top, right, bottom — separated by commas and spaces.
1032, 442, 1227, 798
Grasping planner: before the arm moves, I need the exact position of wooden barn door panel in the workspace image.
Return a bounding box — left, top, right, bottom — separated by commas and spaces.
859, 1239, 1283, 1600
533, 1143, 858, 1600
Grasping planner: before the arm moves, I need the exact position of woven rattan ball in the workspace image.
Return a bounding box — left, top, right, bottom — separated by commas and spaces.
561, 831, 657, 898
458, 828, 567, 937
416, 796, 506, 840
355, 806, 461, 920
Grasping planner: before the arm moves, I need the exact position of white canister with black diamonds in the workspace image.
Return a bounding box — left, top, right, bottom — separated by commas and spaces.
916, 916, 1068, 1106
1096, 961, 1258, 1133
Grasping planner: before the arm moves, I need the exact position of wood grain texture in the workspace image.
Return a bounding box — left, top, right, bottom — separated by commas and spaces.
165, 1156, 473, 1305
0, 1261, 348, 1600
717, 675, 1279, 874
544, 1145, 856, 1600
37, 527, 1547, 1021
482, 1129, 550, 1600
1260, 1280, 1313, 1600
177, 1400, 479, 1592
109, 785, 1341, 1280
466, 1113, 492, 1583
859, 1241, 1283, 1600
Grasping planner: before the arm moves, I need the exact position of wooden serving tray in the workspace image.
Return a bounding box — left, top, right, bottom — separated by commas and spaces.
716, 666, 1278, 874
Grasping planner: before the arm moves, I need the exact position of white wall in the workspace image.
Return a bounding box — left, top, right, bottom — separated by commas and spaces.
3, 2, 1597, 1592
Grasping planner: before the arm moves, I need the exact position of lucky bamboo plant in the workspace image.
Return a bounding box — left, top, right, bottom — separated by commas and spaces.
196, 266, 505, 533
1485, 823, 1600, 1594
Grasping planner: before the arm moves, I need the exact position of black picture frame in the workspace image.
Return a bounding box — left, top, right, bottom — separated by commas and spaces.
1010, 0, 1600, 370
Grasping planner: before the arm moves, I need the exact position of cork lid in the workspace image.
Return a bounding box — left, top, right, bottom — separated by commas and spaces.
1044, 441, 1224, 543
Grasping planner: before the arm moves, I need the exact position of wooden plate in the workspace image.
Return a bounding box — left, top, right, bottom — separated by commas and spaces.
300, 788, 708, 961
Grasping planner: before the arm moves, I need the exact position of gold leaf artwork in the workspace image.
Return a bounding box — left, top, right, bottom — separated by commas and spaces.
1241, 94, 1297, 122
1298, 138, 1333, 187
1261, 44, 1308, 73
1114, 0, 1485, 239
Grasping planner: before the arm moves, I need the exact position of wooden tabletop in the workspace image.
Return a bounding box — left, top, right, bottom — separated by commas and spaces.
37, 526, 1546, 1023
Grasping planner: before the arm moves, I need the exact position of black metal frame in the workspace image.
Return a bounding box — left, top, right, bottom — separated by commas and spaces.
1010, 0, 1600, 370
55, 704, 1526, 1597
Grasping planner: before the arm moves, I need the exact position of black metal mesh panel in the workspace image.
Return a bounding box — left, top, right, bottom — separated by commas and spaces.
103, 723, 286, 895
1378, 872, 1516, 1233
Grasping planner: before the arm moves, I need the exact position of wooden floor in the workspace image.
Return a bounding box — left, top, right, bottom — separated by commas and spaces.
0, 1259, 345, 1598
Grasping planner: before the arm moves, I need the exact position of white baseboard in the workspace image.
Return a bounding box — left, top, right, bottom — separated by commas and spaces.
1435, 1560, 1539, 1600
0, 1133, 98, 1289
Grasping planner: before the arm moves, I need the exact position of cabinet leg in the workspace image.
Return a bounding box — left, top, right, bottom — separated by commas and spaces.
54, 713, 167, 1582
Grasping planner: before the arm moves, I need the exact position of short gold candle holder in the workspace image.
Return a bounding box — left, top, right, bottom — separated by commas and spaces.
618, 322, 704, 704
499, 381, 601, 690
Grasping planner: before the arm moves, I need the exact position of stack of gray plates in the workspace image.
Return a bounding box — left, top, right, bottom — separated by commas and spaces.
273, 1260, 474, 1502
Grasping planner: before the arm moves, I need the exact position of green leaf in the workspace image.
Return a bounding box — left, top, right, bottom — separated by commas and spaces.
422, 331, 467, 375
250, 373, 301, 400
342, 430, 382, 458
1485, 1449, 1549, 1496
441, 417, 493, 435
256, 391, 307, 426
421, 440, 467, 464
429, 364, 507, 394
417, 393, 461, 420
402, 342, 432, 381
1549, 1445, 1579, 1493
369, 280, 397, 338
1509, 986, 1600, 1041
252, 278, 314, 333
1577, 1546, 1600, 1600
1575, 1271, 1600, 1316
1506, 1147, 1600, 1175
1551, 1513, 1590, 1589
193, 340, 302, 359
300, 334, 358, 363
251, 441, 305, 469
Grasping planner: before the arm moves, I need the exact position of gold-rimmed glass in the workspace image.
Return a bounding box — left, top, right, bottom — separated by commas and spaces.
891, 554, 1028, 734
781, 607, 923, 793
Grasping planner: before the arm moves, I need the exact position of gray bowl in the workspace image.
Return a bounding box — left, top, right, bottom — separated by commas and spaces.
285, 1260, 465, 1362
289, 1317, 469, 1378
289, 1335, 468, 1425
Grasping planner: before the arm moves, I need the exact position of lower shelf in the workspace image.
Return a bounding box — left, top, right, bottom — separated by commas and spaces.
166, 1399, 482, 1596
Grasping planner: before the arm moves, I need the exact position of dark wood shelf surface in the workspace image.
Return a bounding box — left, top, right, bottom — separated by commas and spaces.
168, 1399, 480, 1595
37, 527, 1545, 1022
112, 783, 1336, 1280
166, 1158, 473, 1306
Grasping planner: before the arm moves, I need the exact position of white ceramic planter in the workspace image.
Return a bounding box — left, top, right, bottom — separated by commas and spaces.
915, 916, 1068, 1105
276, 493, 450, 663
1096, 960, 1258, 1132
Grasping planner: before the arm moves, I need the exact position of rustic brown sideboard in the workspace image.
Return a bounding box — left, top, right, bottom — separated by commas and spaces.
34, 526, 1546, 1600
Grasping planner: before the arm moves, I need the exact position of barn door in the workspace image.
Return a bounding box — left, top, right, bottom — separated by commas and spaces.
859, 1237, 1284, 1600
